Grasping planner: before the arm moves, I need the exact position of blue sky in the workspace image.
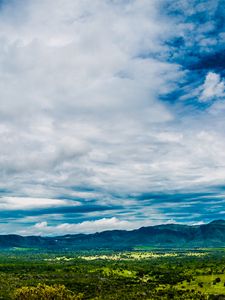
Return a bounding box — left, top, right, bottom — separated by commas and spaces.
0, 0, 224, 235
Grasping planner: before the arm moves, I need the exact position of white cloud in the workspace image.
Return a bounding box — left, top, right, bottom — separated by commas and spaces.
0, 0, 182, 198
0, 216, 181, 235
0, 197, 80, 210
18, 217, 172, 236
200, 72, 225, 102
0, 0, 224, 233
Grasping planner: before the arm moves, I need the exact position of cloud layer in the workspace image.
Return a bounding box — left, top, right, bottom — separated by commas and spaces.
0, 0, 224, 234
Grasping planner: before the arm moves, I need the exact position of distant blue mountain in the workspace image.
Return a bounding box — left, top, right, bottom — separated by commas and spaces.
1, 220, 225, 250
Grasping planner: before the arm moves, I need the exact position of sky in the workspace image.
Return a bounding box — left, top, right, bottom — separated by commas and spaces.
0, 0, 224, 235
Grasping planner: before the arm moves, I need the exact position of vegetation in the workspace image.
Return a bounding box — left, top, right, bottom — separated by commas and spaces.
13, 284, 83, 300
0, 248, 224, 298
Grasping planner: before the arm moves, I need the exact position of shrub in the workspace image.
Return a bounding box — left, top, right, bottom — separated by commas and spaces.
13, 283, 83, 300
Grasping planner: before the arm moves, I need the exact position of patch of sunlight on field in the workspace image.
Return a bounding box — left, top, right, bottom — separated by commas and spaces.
101, 267, 136, 278
42, 250, 208, 263
78, 251, 207, 261
177, 274, 225, 295
44, 256, 75, 262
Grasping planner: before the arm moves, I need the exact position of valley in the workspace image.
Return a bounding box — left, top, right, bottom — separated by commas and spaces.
1, 247, 225, 299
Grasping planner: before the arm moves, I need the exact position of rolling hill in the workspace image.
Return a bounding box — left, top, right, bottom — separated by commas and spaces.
1, 220, 225, 250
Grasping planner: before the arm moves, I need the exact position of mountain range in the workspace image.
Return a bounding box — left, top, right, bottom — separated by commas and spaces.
1, 220, 225, 250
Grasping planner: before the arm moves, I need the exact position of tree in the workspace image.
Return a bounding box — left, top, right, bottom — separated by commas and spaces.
13, 284, 83, 300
